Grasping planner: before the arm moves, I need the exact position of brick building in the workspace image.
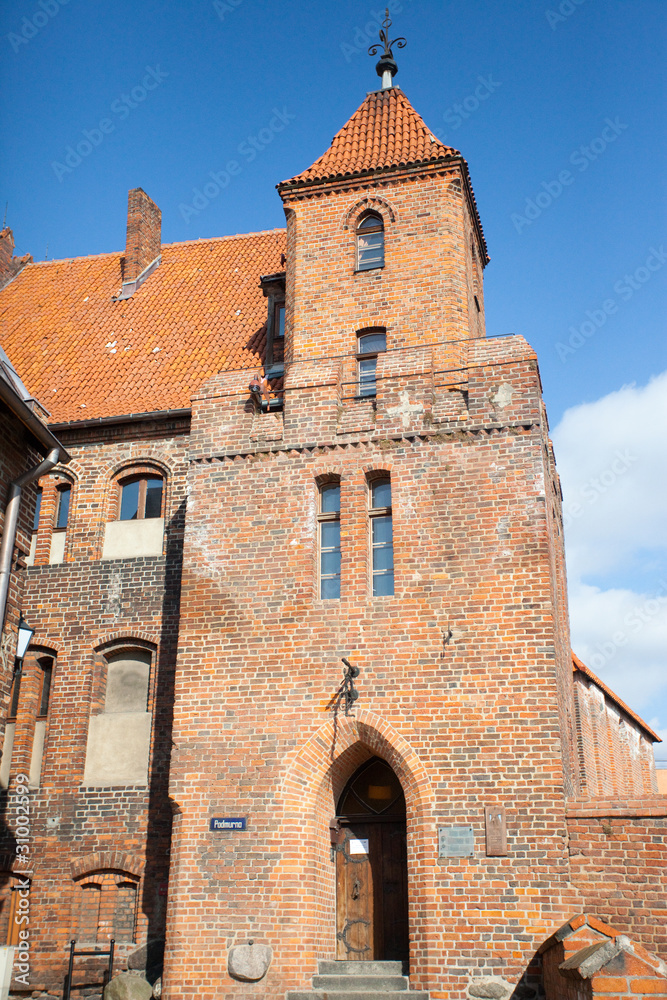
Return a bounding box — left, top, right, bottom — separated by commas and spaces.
0, 52, 664, 1000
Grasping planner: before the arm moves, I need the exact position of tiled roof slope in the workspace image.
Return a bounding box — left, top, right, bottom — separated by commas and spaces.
572, 652, 660, 741
281, 87, 460, 186
0, 229, 285, 423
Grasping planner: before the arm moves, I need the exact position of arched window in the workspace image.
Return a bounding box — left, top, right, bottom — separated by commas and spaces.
118, 473, 163, 520
76, 871, 138, 944
26, 473, 74, 566
83, 644, 154, 787
356, 213, 384, 271
357, 328, 387, 398
318, 481, 341, 600
369, 477, 394, 597
103, 466, 166, 560
0, 649, 57, 789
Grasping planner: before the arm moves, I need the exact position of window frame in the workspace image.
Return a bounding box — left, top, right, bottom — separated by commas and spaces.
36, 655, 54, 720
356, 329, 386, 399
356, 212, 385, 272
369, 476, 394, 597
54, 483, 71, 531
317, 481, 341, 600
116, 473, 164, 521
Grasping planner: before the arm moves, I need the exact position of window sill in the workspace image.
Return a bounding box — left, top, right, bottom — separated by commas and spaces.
354, 265, 384, 274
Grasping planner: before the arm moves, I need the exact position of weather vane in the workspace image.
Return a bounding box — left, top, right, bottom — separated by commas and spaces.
368, 9, 407, 90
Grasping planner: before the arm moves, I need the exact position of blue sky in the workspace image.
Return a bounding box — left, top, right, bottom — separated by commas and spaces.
1, 0, 666, 745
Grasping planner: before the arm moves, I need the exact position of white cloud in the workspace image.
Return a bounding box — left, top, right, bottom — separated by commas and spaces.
552, 371, 667, 580
551, 372, 667, 730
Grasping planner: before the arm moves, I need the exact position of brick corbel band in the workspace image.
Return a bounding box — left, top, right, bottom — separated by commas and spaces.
71, 850, 144, 880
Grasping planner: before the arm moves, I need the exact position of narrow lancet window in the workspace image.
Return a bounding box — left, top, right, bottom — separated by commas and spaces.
318, 483, 341, 599
370, 478, 394, 596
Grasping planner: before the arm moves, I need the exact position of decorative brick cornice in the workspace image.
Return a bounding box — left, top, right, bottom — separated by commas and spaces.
189, 422, 540, 465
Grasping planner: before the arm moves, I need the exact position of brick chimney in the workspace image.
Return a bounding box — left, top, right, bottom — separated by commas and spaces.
0, 228, 32, 290
123, 188, 161, 284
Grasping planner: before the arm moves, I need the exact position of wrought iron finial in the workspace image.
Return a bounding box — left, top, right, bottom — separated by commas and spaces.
368, 9, 406, 90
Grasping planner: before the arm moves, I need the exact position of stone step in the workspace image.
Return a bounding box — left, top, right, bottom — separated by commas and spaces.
313, 975, 409, 990
317, 962, 404, 976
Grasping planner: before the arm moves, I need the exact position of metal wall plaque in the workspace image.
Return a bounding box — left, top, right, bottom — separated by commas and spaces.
210, 817, 246, 831
438, 825, 474, 858
484, 806, 507, 856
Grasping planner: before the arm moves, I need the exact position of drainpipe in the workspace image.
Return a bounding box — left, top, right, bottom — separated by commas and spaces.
0, 447, 60, 636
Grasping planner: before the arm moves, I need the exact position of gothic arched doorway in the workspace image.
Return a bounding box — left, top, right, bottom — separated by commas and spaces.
335, 757, 408, 966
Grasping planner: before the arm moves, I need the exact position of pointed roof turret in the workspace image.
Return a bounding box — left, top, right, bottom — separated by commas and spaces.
279, 88, 460, 188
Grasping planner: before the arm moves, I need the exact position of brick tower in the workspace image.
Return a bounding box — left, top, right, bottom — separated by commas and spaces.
163, 45, 579, 1000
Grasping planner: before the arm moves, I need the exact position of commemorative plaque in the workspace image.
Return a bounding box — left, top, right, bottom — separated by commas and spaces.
438, 825, 474, 858
484, 806, 507, 856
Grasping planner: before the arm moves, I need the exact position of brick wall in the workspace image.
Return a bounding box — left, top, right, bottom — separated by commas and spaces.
163, 322, 580, 998
566, 809, 667, 956
0, 423, 187, 995
0, 401, 44, 720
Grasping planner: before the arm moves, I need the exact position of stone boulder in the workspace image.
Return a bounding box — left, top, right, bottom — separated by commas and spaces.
227, 942, 273, 982
127, 940, 165, 986
468, 977, 513, 1000
104, 972, 153, 1000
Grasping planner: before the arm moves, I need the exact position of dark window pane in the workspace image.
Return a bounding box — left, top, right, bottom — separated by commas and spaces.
321, 576, 341, 600
373, 571, 394, 597
56, 486, 71, 529
9, 672, 21, 718
38, 663, 52, 717
373, 545, 394, 572
320, 520, 340, 547
320, 485, 340, 514
358, 333, 386, 354
276, 305, 285, 338
359, 358, 377, 396
358, 215, 383, 230
144, 479, 163, 519
33, 489, 42, 532
371, 480, 392, 509
358, 231, 384, 270
372, 517, 393, 545
120, 481, 140, 520
321, 550, 341, 576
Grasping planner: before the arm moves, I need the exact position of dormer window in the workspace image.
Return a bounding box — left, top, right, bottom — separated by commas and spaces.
356, 213, 384, 271
260, 272, 286, 379
275, 302, 285, 340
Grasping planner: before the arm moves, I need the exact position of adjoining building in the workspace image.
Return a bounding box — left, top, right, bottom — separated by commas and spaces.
0, 36, 664, 1000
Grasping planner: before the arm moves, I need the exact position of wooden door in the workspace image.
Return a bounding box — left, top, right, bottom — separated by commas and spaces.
335, 758, 408, 964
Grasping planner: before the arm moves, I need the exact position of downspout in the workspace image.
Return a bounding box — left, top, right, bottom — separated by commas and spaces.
0, 447, 60, 635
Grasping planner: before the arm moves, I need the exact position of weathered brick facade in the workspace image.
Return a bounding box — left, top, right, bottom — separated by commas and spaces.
0, 75, 663, 1000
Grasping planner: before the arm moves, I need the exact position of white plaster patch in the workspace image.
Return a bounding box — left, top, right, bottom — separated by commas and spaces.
490, 382, 515, 410
386, 390, 424, 430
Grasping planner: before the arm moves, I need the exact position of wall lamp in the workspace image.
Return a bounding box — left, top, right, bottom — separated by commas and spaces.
341, 657, 360, 716
15, 615, 34, 663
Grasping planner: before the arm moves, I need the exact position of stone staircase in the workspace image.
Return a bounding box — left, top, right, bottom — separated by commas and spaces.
286, 960, 429, 1000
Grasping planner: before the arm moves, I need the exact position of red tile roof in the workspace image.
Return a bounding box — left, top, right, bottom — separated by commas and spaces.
280, 87, 460, 187
0, 229, 285, 423
572, 652, 660, 741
